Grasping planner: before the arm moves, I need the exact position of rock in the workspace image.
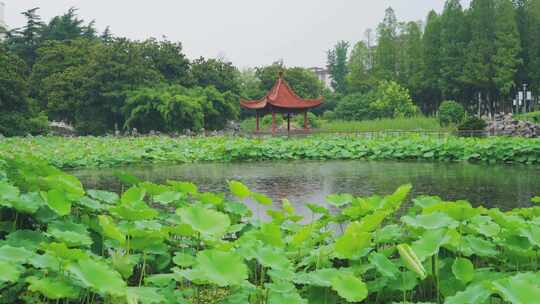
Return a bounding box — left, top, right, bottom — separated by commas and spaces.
485, 112, 540, 138
48, 121, 76, 136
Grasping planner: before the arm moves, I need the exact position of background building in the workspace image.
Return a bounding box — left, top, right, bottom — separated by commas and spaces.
310, 67, 332, 90
0, 1, 7, 40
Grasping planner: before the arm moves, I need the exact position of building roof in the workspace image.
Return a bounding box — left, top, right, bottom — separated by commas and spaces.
240, 76, 323, 110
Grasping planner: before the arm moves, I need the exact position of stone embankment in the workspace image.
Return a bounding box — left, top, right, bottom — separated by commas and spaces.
486, 113, 540, 138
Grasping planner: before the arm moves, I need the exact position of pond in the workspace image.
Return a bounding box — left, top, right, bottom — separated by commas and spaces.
73, 160, 540, 218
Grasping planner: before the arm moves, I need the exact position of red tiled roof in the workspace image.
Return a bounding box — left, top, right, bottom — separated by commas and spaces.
240, 77, 323, 110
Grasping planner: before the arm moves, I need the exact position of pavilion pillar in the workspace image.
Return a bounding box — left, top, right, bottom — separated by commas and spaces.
255, 111, 260, 132
272, 111, 276, 134
303, 111, 308, 130
287, 114, 291, 133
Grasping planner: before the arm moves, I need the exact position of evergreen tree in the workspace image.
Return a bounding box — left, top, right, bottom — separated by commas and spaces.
374, 7, 399, 80
326, 40, 350, 93
439, 0, 468, 100
347, 41, 373, 93
398, 21, 424, 103
6, 8, 45, 67
421, 11, 443, 113
493, 0, 522, 104
462, 0, 497, 115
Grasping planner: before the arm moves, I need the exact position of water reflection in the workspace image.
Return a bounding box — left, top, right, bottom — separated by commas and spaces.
73, 161, 540, 217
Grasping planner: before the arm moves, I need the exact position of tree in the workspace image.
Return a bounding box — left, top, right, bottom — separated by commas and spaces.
327, 40, 350, 93
139, 38, 191, 85
347, 41, 374, 94
190, 57, 241, 95
439, 0, 468, 100
0, 46, 48, 136
398, 21, 424, 103
41, 7, 96, 42
493, 0, 522, 100
420, 11, 443, 114
374, 7, 399, 80
6, 8, 45, 68
462, 0, 497, 115
255, 64, 323, 99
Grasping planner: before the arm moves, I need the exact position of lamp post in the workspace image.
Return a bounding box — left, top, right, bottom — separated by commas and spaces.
515, 82, 532, 114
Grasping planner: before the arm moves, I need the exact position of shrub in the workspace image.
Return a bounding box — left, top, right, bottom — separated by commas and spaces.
293, 112, 320, 128
458, 116, 487, 131
323, 110, 336, 120
334, 92, 374, 121
438, 100, 465, 126
370, 80, 418, 118
334, 81, 418, 121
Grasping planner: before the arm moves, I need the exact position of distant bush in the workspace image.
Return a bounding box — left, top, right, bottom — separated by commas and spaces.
294, 112, 321, 128
323, 110, 336, 120
438, 100, 465, 126
334, 81, 418, 121
517, 111, 540, 124
458, 116, 487, 131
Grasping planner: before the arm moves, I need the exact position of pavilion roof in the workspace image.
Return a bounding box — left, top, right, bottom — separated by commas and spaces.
240, 76, 323, 110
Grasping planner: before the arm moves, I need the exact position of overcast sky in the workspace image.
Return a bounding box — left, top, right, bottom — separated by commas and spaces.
3, 0, 471, 68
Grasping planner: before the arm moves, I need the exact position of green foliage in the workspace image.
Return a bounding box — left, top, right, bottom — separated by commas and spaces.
1, 157, 540, 303
0, 46, 48, 136
327, 41, 350, 93
335, 81, 418, 121
438, 100, 466, 126
3, 135, 540, 170
320, 116, 450, 132
458, 116, 488, 131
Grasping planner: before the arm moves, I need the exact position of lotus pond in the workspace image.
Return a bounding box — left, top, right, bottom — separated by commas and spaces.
72, 160, 540, 216
1, 157, 540, 304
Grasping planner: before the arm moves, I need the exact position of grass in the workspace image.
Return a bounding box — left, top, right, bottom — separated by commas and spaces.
319, 116, 454, 133
240, 116, 454, 133
516, 111, 540, 124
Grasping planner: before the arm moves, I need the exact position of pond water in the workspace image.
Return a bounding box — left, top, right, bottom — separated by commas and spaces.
73, 160, 540, 218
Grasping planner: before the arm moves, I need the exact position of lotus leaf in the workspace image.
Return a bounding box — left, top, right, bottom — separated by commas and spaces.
98, 215, 126, 244
253, 246, 291, 271
198, 192, 223, 205
326, 193, 353, 207
402, 212, 459, 230
192, 249, 248, 287
256, 222, 284, 248
411, 228, 452, 261
0, 261, 21, 283
330, 273, 368, 302
0, 181, 19, 202
47, 220, 93, 247
87, 189, 119, 204
334, 228, 371, 259
173, 252, 196, 268
492, 273, 540, 304
0, 245, 33, 263
444, 283, 492, 304
177, 204, 230, 238
153, 191, 181, 205
452, 258, 474, 283
26, 276, 80, 300
4, 230, 47, 250
121, 187, 146, 204
110, 200, 158, 221
43, 174, 85, 197
126, 287, 166, 304
229, 181, 251, 198
67, 258, 126, 296
369, 252, 400, 279
10, 192, 43, 214
168, 181, 198, 194
253, 192, 272, 206
42, 189, 71, 216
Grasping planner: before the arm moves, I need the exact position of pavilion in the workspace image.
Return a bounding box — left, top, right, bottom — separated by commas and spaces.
240, 74, 323, 133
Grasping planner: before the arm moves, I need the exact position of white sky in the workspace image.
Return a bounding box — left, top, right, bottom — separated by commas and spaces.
3, 0, 471, 68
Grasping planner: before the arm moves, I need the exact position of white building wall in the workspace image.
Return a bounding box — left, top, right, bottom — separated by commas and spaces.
0, 1, 6, 39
